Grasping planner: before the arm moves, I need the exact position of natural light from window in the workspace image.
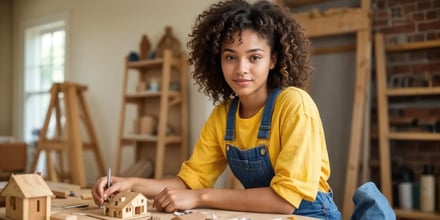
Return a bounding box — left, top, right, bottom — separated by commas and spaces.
23, 20, 66, 173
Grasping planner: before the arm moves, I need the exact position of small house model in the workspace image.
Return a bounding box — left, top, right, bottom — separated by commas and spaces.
104, 191, 149, 218
0, 173, 54, 220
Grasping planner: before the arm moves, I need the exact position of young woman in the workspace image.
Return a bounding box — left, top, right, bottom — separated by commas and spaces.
92, 0, 341, 218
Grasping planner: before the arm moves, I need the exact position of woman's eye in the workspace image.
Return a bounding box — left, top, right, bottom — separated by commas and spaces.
250, 55, 261, 62
224, 55, 235, 61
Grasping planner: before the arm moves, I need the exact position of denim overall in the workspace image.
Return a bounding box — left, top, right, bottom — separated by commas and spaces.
224, 88, 342, 219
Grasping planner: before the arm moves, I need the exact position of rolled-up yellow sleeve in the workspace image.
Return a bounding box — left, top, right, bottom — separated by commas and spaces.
177, 105, 228, 189
268, 88, 331, 208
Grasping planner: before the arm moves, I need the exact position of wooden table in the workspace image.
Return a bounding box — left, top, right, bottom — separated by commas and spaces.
0, 181, 317, 220
0, 196, 318, 220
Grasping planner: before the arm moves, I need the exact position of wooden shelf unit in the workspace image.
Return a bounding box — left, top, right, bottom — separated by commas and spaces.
395, 209, 440, 220
375, 32, 440, 219
114, 49, 189, 179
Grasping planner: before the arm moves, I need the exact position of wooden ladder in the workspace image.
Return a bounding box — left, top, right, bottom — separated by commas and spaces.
30, 81, 106, 187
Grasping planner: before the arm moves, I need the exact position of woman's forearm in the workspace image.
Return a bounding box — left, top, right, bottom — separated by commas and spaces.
199, 187, 295, 214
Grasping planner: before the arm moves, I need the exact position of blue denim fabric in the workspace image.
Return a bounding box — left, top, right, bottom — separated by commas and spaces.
293, 191, 342, 220
226, 145, 274, 188
224, 88, 341, 219
351, 182, 396, 220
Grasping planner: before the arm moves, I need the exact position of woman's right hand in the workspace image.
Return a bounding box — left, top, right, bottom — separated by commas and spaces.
91, 176, 132, 206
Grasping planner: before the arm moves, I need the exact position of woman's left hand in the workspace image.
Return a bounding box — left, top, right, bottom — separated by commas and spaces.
153, 187, 202, 212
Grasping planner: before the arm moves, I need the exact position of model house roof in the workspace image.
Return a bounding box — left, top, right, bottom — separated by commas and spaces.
105, 191, 147, 209
0, 174, 53, 198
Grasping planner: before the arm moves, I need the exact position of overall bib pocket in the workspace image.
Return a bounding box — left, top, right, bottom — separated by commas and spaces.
226, 144, 274, 188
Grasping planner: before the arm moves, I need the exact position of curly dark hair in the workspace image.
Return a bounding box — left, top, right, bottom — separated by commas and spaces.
187, 0, 312, 104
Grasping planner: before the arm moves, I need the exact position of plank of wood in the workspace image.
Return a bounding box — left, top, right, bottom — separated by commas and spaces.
171, 212, 206, 220
52, 189, 70, 198
342, 28, 372, 220
386, 39, 440, 52
81, 194, 93, 200
279, 0, 330, 8
50, 212, 78, 220
374, 33, 393, 203
292, 8, 369, 37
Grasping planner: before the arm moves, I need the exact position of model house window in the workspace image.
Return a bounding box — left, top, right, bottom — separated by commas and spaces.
10, 197, 16, 210
37, 199, 40, 212
24, 20, 66, 143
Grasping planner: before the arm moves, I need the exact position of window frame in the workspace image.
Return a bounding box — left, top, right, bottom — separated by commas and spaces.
15, 11, 70, 142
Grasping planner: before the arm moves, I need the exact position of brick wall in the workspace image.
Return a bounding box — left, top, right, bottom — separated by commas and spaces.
371, 0, 440, 207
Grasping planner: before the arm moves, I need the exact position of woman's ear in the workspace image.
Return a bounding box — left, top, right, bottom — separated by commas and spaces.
270, 54, 277, 70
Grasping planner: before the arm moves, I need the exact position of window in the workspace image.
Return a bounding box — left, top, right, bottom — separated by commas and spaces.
24, 20, 66, 142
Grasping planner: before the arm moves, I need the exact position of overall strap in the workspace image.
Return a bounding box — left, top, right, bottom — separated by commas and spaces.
224, 88, 282, 141
224, 97, 239, 141
257, 88, 282, 139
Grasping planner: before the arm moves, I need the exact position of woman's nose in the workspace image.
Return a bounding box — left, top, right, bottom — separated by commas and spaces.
236, 59, 249, 74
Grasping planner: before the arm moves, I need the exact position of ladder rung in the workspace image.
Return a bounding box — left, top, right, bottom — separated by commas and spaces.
38, 140, 68, 150
388, 132, 440, 141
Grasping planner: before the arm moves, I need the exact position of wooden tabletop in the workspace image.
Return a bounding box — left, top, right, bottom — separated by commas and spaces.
0, 196, 318, 220
0, 181, 318, 220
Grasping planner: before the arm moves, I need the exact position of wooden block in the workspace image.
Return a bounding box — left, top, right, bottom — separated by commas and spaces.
50, 212, 78, 220
81, 193, 93, 200
52, 189, 70, 198
47, 181, 81, 191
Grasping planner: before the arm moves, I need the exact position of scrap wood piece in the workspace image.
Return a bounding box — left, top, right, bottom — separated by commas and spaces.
50, 212, 78, 220
48, 181, 87, 199
81, 193, 93, 200
171, 211, 206, 220
52, 189, 70, 198
307, 7, 354, 18
51, 196, 94, 211
47, 181, 81, 191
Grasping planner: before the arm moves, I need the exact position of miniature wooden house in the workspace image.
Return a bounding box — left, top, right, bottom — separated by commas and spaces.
0, 174, 54, 220
104, 191, 148, 218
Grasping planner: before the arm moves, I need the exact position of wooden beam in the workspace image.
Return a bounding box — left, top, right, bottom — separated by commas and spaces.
342, 28, 372, 220
293, 8, 369, 38
386, 39, 440, 52
311, 44, 356, 55
281, 0, 331, 8
374, 32, 393, 203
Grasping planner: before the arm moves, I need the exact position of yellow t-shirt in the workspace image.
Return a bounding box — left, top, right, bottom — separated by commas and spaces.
177, 87, 331, 208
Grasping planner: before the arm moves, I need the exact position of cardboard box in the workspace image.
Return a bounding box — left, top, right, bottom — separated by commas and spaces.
0, 143, 27, 172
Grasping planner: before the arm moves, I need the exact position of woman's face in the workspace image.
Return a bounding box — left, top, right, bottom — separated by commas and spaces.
220, 29, 276, 98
